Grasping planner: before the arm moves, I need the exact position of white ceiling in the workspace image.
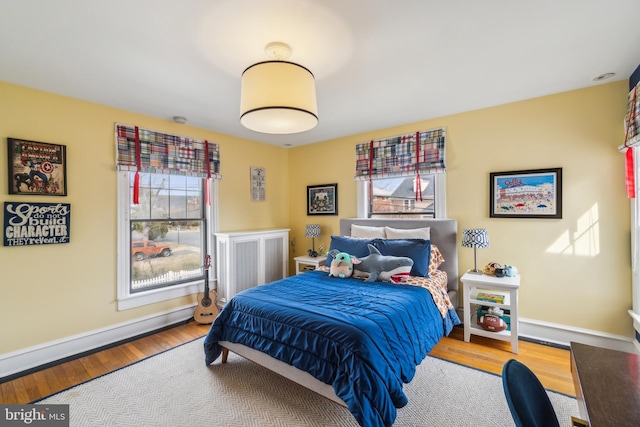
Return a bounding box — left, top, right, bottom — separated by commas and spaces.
1, 0, 639, 147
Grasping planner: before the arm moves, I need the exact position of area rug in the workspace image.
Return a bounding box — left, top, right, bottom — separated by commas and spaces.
36, 338, 578, 426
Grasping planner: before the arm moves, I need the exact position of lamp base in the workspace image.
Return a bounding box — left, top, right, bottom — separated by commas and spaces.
469, 247, 483, 275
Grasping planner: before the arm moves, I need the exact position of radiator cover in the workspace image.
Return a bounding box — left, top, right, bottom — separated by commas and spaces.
214, 229, 289, 303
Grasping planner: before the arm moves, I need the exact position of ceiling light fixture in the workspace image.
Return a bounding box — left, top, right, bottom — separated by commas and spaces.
240, 42, 318, 134
172, 116, 187, 124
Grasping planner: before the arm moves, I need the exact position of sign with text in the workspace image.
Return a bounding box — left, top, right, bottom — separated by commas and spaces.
1, 404, 69, 426
3, 202, 70, 246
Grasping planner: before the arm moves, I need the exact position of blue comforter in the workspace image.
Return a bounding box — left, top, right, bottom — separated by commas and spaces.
204, 271, 459, 427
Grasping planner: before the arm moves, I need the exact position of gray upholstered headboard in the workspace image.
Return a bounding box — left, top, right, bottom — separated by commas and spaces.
340, 218, 459, 308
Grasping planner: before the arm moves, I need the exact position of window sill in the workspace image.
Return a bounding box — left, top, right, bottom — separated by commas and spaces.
117, 281, 200, 311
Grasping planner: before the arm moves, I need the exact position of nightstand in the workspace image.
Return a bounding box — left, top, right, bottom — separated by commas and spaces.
461, 272, 520, 353
294, 255, 327, 275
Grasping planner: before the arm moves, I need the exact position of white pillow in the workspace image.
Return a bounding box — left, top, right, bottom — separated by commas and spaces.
351, 224, 386, 238
384, 226, 430, 240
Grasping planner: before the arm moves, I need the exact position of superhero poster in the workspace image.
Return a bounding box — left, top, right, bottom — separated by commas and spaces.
7, 138, 67, 196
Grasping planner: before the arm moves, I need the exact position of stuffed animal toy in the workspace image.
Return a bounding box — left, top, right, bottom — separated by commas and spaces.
327, 250, 359, 278
505, 265, 519, 277
352, 244, 414, 283
483, 262, 502, 276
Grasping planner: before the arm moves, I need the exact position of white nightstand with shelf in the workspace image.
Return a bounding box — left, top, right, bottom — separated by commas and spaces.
461, 272, 520, 353
294, 255, 327, 275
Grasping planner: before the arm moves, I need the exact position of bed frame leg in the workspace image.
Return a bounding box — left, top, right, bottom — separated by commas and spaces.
221, 347, 229, 363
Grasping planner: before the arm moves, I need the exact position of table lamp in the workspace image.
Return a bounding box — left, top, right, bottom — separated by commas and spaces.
305, 224, 321, 257
461, 228, 489, 274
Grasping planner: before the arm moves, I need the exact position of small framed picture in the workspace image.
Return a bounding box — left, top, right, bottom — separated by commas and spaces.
250, 166, 265, 201
490, 168, 562, 219
307, 183, 338, 216
7, 137, 67, 196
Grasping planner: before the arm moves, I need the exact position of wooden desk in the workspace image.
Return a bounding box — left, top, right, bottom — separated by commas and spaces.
570, 342, 640, 426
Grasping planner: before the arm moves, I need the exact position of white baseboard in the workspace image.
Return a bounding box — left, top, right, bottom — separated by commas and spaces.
455, 307, 635, 353
3, 306, 636, 380
519, 317, 635, 353
0, 304, 196, 379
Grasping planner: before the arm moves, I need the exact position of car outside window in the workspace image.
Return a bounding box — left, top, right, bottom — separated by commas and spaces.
117, 171, 215, 310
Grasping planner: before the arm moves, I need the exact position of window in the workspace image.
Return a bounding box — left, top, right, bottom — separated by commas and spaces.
630, 148, 640, 332
117, 172, 216, 310
358, 174, 445, 218
402, 199, 416, 210
353, 128, 447, 218
622, 78, 640, 338
370, 175, 434, 217
129, 173, 205, 292
114, 124, 220, 310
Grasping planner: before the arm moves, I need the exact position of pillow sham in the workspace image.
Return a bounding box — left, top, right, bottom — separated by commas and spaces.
373, 238, 431, 277
351, 224, 386, 238
428, 243, 445, 276
384, 226, 430, 240
326, 236, 377, 266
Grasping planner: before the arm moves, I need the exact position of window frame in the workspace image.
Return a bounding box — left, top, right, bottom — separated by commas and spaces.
357, 173, 446, 218
116, 171, 218, 310
630, 148, 640, 332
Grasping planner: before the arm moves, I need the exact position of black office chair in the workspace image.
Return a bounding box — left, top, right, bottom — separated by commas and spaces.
502, 359, 560, 427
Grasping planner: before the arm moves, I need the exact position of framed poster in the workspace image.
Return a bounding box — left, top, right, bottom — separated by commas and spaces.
7, 137, 67, 196
490, 168, 562, 219
4, 202, 71, 246
307, 183, 338, 215
250, 166, 265, 201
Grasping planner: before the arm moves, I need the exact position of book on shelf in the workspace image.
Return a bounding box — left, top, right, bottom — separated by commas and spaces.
475, 292, 505, 304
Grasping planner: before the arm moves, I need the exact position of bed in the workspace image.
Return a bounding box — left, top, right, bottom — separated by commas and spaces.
204, 218, 460, 427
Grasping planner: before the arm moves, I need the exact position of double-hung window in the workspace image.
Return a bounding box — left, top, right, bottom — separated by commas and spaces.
622, 75, 640, 344
355, 129, 447, 218
115, 124, 220, 310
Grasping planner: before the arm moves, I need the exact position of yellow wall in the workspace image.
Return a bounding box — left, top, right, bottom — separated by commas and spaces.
0, 79, 633, 357
289, 81, 633, 338
0, 82, 289, 353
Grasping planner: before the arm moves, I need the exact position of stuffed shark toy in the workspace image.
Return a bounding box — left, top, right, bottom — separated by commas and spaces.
352, 244, 414, 283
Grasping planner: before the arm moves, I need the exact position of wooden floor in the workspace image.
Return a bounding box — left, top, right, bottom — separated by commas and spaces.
430, 326, 575, 396
0, 322, 575, 404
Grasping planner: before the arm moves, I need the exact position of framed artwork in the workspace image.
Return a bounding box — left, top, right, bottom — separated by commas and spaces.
490, 168, 562, 219
307, 183, 338, 215
7, 138, 67, 196
250, 166, 265, 201
4, 201, 71, 246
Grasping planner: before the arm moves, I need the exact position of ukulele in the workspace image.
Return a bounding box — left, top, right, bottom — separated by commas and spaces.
194, 254, 219, 324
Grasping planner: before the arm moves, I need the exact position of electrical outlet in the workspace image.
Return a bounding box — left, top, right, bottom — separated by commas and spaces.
290, 238, 295, 246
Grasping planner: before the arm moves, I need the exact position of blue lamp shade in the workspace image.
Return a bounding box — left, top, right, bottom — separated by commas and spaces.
461, 228, 489, 273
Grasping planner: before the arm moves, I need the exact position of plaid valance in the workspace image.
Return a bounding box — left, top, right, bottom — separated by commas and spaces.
619, 81, 640, 198
354, 128, 446, 181
622, 82, 640, 150
115, 123, 221, 179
